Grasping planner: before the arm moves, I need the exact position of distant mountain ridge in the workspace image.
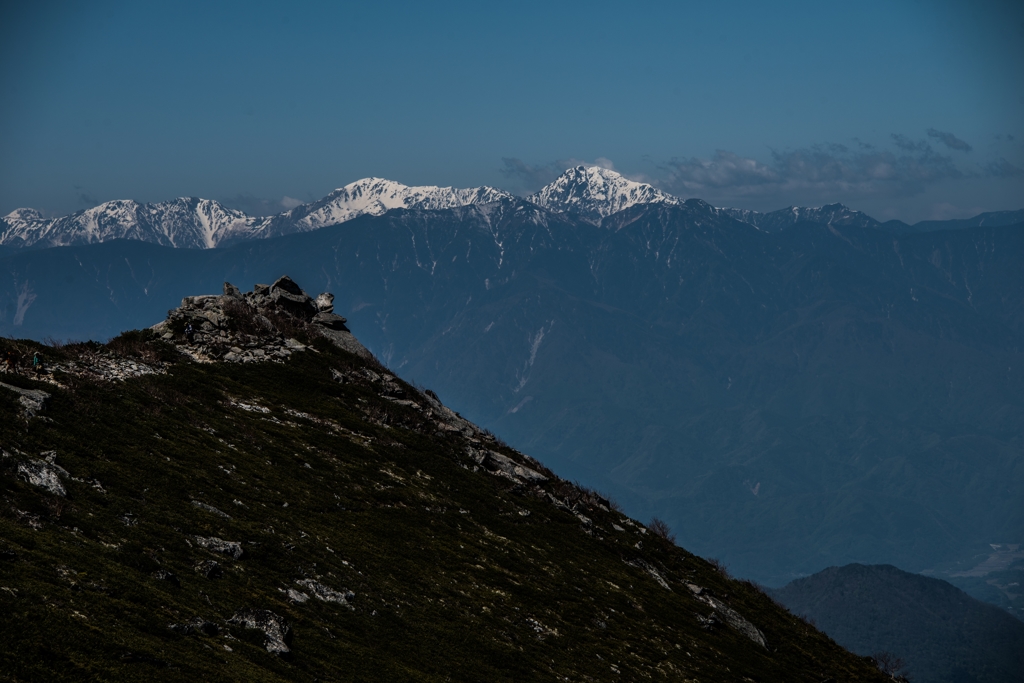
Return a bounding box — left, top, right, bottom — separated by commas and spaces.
0, 199, 260, 250
0, 179, 515, 250
718, 203, 882, 232
772, 564, 1024, 683
883, 209, 1024, 234
4, 167, 1018, 250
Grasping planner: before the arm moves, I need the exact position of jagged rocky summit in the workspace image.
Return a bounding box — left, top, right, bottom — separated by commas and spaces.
151, 275, 371, 362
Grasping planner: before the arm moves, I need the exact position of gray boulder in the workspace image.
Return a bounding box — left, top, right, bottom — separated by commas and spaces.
0, 382, 50, 418
16, 454, 69, 497
228, 608, 292, 655
314, 292, 334, 313
295, 579, 354, 607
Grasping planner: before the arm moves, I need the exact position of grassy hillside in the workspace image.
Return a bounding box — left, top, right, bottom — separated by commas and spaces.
0, 280, 887, 682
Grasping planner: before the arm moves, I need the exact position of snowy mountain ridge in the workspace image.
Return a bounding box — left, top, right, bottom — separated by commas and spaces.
0, 167, 961, 250
0, 179, 515, 250
0, 198, 260, 250
245, 178, 515, 241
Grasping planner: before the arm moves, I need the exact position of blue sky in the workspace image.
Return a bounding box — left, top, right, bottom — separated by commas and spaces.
1, 0, 1022, 222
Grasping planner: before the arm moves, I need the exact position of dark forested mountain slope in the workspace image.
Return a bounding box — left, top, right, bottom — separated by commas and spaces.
0, 203, 1021, 589
772, 564, 1024, 683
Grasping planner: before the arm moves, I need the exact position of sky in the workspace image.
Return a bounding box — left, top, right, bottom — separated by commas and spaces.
1, 0, 1022, 223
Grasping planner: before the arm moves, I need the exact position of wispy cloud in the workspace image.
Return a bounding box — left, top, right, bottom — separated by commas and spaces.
500, 131, 1001, 205
658, 135, 971, 204
218, 193, 303, 216
77, 192, 100, 208
983, 158, 1024, 177
926, 128, 972, 152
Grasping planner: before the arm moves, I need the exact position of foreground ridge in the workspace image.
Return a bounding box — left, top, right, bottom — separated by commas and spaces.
0, 277, 887, 681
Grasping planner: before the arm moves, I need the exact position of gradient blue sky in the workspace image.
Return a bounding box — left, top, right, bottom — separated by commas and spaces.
2, 0, 1022, 223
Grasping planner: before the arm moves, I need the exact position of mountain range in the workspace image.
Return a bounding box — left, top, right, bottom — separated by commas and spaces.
5, 166, 1021, 250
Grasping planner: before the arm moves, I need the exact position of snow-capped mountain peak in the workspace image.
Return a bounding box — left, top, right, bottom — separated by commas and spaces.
527, 166, 681, 223
3, 208, 47, 225
291, 177, 514, 232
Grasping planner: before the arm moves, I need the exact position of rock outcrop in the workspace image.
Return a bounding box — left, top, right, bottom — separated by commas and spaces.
294, 579, 355, 607
0, 382, 50, 418
152, 275, 371, 362
15, 453, 69, 497
194, 536, 244, 560
228, 608, 292, 655
688, 583, 767, 647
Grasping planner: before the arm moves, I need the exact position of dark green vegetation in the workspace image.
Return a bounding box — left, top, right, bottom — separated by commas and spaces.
1, 202, 1022, 589
772, 564, 1024, 683
0, 329, 887, 682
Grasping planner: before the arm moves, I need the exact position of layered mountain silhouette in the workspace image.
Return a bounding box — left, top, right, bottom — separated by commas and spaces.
1, 169, 1021, 594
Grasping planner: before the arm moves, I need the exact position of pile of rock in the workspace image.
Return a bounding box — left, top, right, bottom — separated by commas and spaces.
48, 354, 164, 383
152, 276, 371, 362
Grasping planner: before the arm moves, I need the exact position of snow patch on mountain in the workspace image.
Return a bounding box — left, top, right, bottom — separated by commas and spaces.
248, 178, 514, 240
527, 166, 681, 223
300, 178, 513, 230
